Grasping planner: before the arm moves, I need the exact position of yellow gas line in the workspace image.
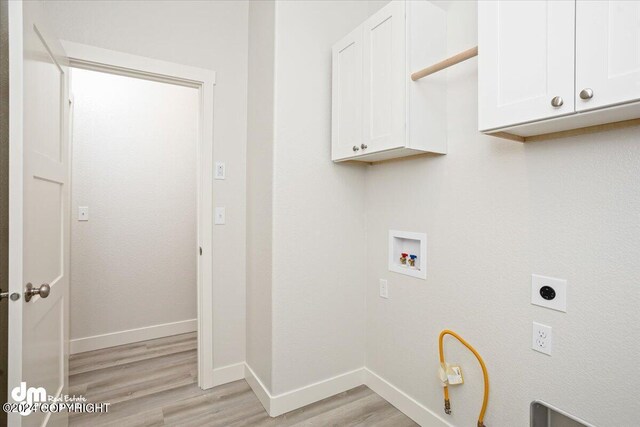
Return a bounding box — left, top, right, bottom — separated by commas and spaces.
438, 330, 490, 427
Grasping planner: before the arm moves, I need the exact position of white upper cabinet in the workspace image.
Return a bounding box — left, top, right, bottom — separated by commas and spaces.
478, 0, 575, 131
332, 27, 363, 160
576, 1, 640, 112
480, 0, 640, 138
362, 1, 406, 154
332, 0, 447, 163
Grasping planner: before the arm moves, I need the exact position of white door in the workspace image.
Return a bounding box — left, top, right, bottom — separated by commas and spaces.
478, 0, 575, 131
8, 2, 70, 426
576, 1, 640, 111
362, 0, 406, 154
332, 26, 363, 161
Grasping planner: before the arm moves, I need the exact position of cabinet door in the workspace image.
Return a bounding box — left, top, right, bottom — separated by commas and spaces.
362, 0, 406, 153
332, 26, 363, 161
478, 1, 575, 131
576, 1, 640, 111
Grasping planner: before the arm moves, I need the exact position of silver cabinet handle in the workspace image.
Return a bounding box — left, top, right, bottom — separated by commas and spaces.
352, 145, 359, 152
25, 283, 50, 302
551, 96, 563, 107
579, 88, 593, 100
360, 144, 368, 150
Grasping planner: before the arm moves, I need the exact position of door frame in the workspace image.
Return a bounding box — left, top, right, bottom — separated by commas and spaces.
63, 42, 216, 389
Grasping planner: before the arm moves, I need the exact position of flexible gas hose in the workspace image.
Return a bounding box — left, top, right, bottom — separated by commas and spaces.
438, 329, 490, 427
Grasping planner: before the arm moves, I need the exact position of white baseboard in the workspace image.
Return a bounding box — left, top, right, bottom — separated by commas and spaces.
244, 364, 272, 414
70, 319, 197, 354
212, 362, 245, 387
270, 367, 365, 417
364, 368, 453, 427
244, 364, 365, 417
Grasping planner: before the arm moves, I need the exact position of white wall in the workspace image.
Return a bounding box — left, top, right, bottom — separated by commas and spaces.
364, 2, 640, 426
246, 0, 275, 390
270, 0, 369, 395
44, 0, 248, 367
70, 69, 198, 341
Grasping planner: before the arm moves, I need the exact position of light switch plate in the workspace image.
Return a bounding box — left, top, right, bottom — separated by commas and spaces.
379, 279, 388, 299
214, 207, 226, 225
531, 274, 566, 312
78, 206, 89, 221
215, 162, 226, 180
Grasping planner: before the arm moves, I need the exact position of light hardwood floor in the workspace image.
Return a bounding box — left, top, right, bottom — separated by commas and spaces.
69, 332, 418, 426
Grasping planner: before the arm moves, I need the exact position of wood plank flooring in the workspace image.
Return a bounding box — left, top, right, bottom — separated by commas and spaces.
69, 333, 417, 426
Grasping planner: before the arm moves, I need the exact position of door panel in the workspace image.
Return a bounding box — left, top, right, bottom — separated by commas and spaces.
576, 1, 640, 111
332, 26, 363, 161
478, 0, 575, 131
362, 0, 405, 153
8, 1, 69, 426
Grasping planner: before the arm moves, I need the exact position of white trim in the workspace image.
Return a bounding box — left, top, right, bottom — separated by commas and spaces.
244, 364, 365, 417
270, 368, 365, 417
243, 364, 454, 425
7, 4, 25, 427
212, 362, 245, 387
364, 368, 453, 427
244, 364, 272, 414
69, 319, 197, 354
61, 42, 216, 389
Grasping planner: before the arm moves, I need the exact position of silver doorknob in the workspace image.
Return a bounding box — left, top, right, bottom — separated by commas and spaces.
550, 96, 563, 107
360, 144, 368, 150
352, 145, 360, 152
579, 88, 593, 100
25, 283, 50, 302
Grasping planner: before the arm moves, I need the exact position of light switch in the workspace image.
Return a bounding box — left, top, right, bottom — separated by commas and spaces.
215, 207, 226, 225
379, 279, 388, 299
78, 206, 89, 221
215, 162, 226, 180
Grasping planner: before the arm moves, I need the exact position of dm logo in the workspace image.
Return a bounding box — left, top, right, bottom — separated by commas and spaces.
11, 382, 47, 415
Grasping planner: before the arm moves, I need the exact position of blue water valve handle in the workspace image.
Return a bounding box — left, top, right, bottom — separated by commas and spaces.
409, 254, 417, 260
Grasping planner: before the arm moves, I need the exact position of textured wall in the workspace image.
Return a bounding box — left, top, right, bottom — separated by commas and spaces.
70, 69, 198, 340
246, 0, 275, 390
364, 2, 640, 426
44, 0, 248, 367
270, 0, 370, 395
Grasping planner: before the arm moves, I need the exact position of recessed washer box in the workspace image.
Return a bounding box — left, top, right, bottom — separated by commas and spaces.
389, 230, 426, 280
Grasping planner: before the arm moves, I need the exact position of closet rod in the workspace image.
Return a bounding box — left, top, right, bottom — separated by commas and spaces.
411, 46, 478, 81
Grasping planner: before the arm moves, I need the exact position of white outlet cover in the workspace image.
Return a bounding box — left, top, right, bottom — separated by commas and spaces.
531, 274, 566, 312
532, 322, 552, 356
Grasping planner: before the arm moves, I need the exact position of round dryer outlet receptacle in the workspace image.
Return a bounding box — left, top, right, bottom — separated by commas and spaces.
539, 286, 556, 300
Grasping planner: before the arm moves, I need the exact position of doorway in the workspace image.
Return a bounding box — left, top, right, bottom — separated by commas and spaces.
64, 42, 217, 390
68, 67, 199, 355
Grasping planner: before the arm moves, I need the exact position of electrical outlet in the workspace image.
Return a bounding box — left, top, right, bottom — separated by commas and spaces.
532, 322, 552, 356
379, 279, 388, 299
